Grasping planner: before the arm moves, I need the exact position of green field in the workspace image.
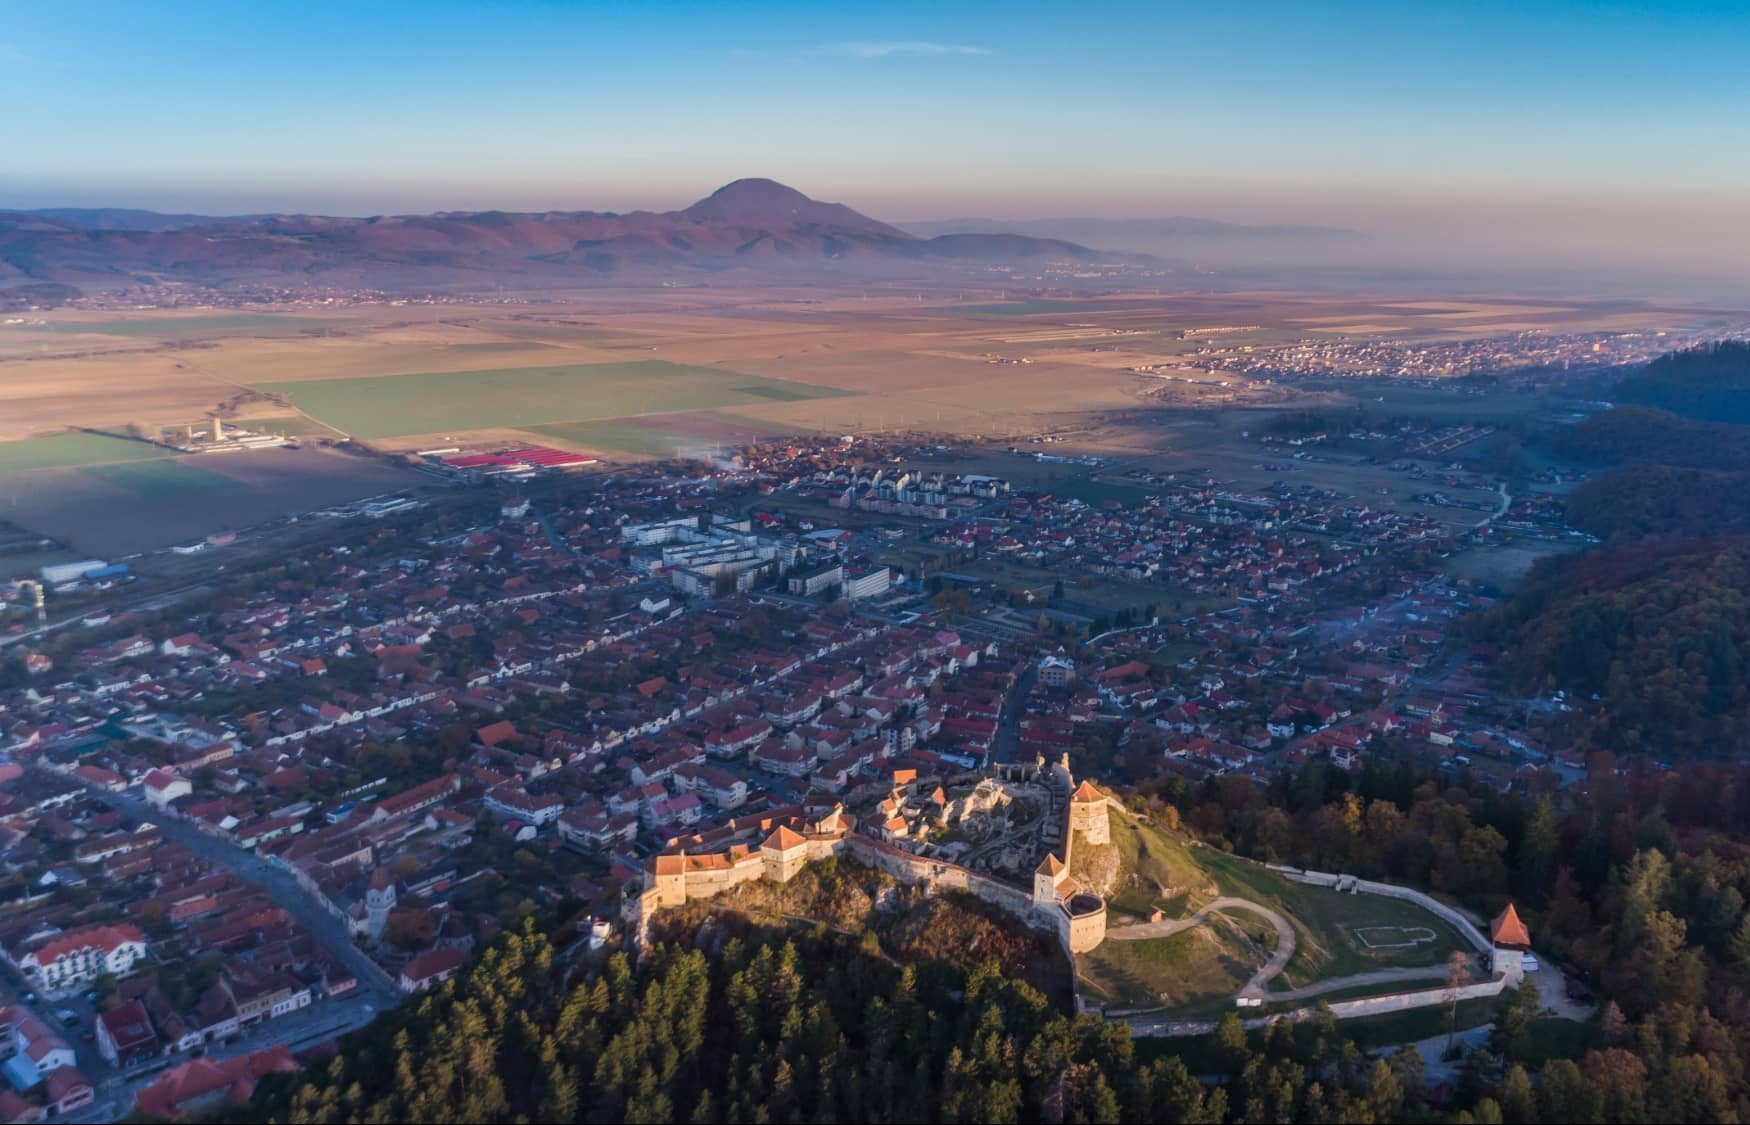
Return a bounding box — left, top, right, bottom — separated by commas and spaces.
530, 411, 806, 459
253, 361, 854, 440
939, 300, 1161, 317
0, 431, 171, 475
23, 315, 341, 337
85, 459, 249, 498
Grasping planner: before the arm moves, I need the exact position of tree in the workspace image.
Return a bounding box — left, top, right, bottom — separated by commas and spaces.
1445, 949, 1472, 1053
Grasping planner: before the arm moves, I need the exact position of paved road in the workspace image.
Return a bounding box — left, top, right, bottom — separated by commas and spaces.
1261, 965, 1454, 1003
85, 992, 385, 1122
1105, 896, 1296, 997
991, 663, 1037, 765
46, 769, 400, 1002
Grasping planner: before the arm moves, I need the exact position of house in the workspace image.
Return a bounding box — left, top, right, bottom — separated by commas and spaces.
221, 963, 311, 1027
142, 769, 192, 808
482, 784, 563, 828
96, 1002, 160, 1069
400, 946, 466, 992
134, 1047, 298, 1121
43, 1066, 94, 1117
1038, 654, 1075, 689
11, 923, 147, 994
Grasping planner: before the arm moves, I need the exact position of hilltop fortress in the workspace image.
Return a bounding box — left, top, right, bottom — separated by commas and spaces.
634, 753, 1111, 956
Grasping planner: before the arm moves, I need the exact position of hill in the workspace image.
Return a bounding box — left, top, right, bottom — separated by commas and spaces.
904, 215, 1360, 267
1543, 406, 1750, 471
1475, 539, 1750, 756
242, 919, 1236, 1124
1613, 339, 1750, 424
0, 179, 1136, 294
1071, 805, 1475, 1015
1564, 464, 1750, 542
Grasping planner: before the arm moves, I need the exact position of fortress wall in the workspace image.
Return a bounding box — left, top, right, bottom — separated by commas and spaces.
846, 835, 1037, 920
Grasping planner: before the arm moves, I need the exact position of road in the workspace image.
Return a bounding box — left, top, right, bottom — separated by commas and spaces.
991, 663, 1037, 765
0, 581, 214, 649
83, 991, 384, 1123
46, 768, 400, 1003
1105, 896, 1296, 997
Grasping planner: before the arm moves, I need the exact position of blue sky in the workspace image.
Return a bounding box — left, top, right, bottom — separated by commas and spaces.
3, 0, 1748, 273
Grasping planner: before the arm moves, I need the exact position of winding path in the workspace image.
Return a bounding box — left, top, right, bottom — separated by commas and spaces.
1105, 896, 1295, 997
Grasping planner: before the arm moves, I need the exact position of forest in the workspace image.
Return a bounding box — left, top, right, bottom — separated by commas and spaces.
1564, 464, 1750, 542
1613, 339, 1750, 424
1543, 406, 1750, 471
1469, 540, 1750, 756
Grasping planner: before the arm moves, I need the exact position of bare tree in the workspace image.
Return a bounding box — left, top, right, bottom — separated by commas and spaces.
1445, 948, 1472, 1052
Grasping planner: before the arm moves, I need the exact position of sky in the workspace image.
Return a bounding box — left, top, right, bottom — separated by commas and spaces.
4, 0, 1749, 286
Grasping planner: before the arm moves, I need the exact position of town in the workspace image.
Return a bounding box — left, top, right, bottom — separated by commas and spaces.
0, 413, 1604, 1120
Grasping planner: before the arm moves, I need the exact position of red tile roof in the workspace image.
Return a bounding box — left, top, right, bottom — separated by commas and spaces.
1490, 903, 1531, 947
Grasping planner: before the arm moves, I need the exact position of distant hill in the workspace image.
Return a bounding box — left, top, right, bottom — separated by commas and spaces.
1613, 339, 1750, 424
1544, 406, 1750, 471
904, 215, 1361, 265
21, 207, 275, 233
0, 179, 1142, 294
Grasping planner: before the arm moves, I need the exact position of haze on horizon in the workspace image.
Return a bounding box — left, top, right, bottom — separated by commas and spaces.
5, 0, 1749, 297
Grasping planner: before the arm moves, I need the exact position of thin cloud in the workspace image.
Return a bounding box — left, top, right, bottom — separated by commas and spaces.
813, 41, 991, 59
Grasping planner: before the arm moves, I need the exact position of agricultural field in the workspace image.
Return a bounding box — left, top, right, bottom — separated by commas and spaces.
0, 445, 424, 558
16, 314, 343, 338
530, 410, 805, 459
250, 360, 853, 441
0, 430, 170, 475
0, 288, 1723, 464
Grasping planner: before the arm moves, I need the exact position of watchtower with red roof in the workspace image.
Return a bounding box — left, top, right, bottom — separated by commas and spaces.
1490, 903, 1531, 972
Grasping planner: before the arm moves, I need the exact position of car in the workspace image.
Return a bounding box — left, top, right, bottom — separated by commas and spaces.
1521, 954, 1540, 972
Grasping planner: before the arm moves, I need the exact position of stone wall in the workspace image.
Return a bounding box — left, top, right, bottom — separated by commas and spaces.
845, 834, 1036, 917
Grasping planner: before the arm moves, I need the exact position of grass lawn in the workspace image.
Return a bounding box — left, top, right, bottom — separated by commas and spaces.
1195, 851, 1472, 989
0, 431, 171, 476
1078, 917, 1263, 1011
253, 361, 854, 440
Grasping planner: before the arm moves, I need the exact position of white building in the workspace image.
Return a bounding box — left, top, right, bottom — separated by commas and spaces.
13, 924, 147, 994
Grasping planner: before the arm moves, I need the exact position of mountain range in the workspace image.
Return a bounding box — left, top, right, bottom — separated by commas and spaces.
0, 179, 1135, 296
903, 216, 1362, 268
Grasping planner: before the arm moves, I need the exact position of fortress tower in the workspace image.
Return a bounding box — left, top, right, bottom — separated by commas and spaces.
761, 825, 810, 883
1068, 780, 1110, 846
1033, 852, 1068, 907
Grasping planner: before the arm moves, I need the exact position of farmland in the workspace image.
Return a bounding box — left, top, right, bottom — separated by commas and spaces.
250, 360, 853, 441
0, 430, 170, 473
0, 445, 424, 559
